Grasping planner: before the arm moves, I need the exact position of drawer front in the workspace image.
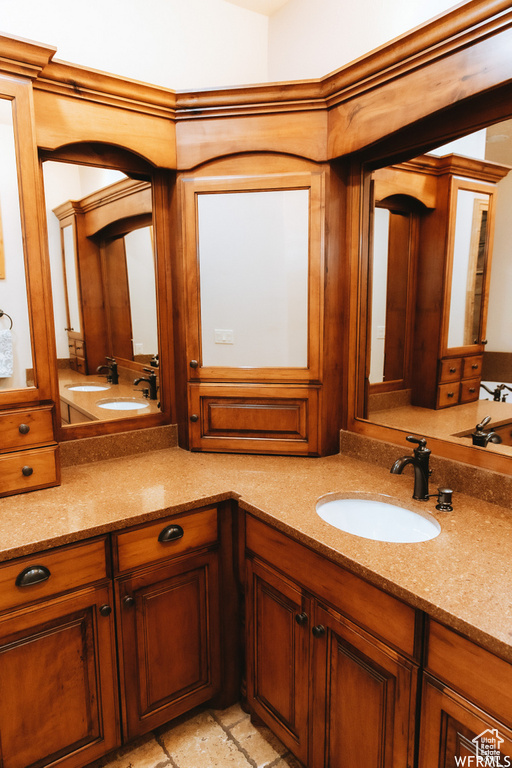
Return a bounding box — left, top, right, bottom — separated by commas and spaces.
0, 537, 109, 614
439, 358, 462, 383
427, 619, 512, 727
463, 355, 483, 380
114, 506, 218, 573
246, 514, 418, 658
75, 357, 87, 374
460, 377, 480, 403
0, 406, 54, 451
0, 445, 59, 497
437, 381, 460, 408
74, 339, 86, 357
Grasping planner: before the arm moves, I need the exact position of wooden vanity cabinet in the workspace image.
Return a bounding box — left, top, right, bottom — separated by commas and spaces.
245, 516, 420, 767
0, 537, 120, 768
419, 619, 512, 766
112, 506, 223, 739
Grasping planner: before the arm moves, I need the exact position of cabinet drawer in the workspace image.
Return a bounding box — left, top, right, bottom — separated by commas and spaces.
0, 445, 59, 496
0, 406, 54, 451
463, 355, 483, 379
437, 381, 460, 408
114, 506, 218, 573
426, 619, 512, 727
439, 358, 462, 383
74, 339, 86, 357
0, 537, 109, 614
246, 515, 418, 658
460, 377, 480, 403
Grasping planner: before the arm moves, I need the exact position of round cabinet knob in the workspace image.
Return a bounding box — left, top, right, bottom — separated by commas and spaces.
447, 392, 454, 399
189, 360, 199, 369
449, 368, 456, 374
295, 612, 308, 626
312, 624, 326, 638
123, 596, 135, 608
99, 604, 112, 617
472, 364, 478, 370
469, 387, 475, 393
190, 414, 199, 423
22, 466, 33, 477
18, 423, 30, 435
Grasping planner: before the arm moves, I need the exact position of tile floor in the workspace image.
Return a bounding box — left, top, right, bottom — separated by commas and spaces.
90, 703, 304, 768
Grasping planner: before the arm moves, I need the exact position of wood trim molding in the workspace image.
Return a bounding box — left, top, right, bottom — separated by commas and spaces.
35, 60, 177, 119
0, 34, 56, 79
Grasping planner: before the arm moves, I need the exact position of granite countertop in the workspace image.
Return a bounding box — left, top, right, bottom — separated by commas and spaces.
1, 446, 512, 662
371, 398, 512, 456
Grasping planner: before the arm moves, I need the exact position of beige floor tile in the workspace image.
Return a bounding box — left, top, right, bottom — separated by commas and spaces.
230, 717, 285, 767
95, 734, 169, 768
272, 755, 305, 768
211, 702, 249, 729
160, 710, 253, 768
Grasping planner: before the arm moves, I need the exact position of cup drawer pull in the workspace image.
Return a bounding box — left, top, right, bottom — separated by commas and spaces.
15, 565, 51, 587
158, 524, 184, 543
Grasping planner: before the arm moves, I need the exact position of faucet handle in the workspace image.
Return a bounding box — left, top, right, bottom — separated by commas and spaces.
476, 416, 492, 431
406, 435, 427, 449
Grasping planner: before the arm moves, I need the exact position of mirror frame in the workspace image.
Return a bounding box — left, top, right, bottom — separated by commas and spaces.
347, 82, 512, 474
0, 77, 55, 407
39, 143, 175, 441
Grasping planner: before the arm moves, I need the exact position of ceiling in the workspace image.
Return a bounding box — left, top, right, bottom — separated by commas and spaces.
224, 0, 291, 16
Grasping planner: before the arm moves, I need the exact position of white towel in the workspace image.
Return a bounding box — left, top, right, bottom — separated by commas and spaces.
0, 328, 13, 377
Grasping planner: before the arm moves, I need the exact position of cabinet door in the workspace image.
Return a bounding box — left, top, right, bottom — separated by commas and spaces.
0, 584, 119, 768
116, 550, 221, 738
419, 675, 512, 768
310, 603, 417, 768
245, 557, 311, 764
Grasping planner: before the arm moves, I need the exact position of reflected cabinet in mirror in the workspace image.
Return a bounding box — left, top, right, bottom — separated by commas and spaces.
42, 151, 163, 430
358, 116, 512, 461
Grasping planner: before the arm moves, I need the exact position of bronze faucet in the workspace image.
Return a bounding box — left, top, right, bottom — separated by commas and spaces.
390, 435, 431, 500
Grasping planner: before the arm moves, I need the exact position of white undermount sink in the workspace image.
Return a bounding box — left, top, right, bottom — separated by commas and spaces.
96, 398, 150, 411
315, 493, 441, 543
67, 383, 110, 392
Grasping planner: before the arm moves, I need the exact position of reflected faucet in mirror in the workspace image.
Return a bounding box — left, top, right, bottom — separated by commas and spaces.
96, 357, 119, 385
133, 368, 158, 401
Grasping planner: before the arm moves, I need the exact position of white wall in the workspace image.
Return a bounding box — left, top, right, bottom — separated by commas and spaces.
267, 0, 460, 82
0, 0, 269, 90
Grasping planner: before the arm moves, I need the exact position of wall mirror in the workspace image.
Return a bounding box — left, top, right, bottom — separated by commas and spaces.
41, 148, 162, 430
357, 113, 512, 461
0, 96, 34, 392
197, 189, 309, 369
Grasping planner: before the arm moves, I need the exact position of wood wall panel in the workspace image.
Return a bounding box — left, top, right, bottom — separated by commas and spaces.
33, 90, 176, 168
327, 23, 512, 159
175, 110, 328, 169
188, 384, 319, 455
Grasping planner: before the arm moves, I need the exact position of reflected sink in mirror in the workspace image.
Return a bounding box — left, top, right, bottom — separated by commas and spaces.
316, 493, 441, 543
66, 383, 110, 392
96, 398, 150, 411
